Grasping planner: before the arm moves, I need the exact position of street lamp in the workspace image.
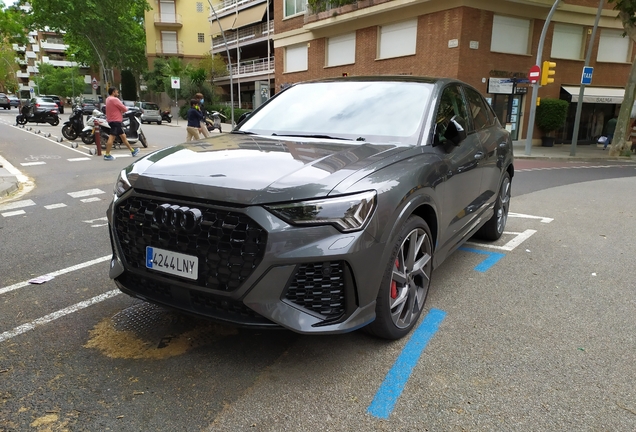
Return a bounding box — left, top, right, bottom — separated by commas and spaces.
70, 53, 75, 100
84, 34, 107, 98
206, 0, 235, 127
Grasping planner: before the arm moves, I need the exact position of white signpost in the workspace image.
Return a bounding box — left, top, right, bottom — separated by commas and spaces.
171, 77, 180, 124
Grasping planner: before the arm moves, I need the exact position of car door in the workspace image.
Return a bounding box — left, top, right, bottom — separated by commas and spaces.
434, 84, 485, 253
464, 86, 507, 207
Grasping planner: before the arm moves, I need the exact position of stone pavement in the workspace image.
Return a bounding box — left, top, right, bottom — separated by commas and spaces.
1, 137, 633, 200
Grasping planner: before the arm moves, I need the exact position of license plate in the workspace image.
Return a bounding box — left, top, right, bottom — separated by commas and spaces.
146, 247, 198, 280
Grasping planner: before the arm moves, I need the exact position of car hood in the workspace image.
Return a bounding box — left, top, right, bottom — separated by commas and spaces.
128, 134, 407, 204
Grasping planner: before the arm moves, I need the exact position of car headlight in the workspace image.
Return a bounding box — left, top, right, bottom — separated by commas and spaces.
265, 191, 377, 232
114, 169, 132, 198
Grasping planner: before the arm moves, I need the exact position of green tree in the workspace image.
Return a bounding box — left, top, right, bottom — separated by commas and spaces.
37, 63, 85, 98
199, 53, 229, 81
25, 0, 149, 98
120, 70, 137, 101
0, 40, 19, 93
0, 1, 28, 45
608, 0, 636, 156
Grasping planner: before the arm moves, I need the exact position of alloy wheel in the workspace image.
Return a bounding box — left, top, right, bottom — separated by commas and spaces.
496, 176, 511, 234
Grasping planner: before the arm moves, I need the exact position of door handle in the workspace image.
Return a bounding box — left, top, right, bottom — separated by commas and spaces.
474, 152, 484, 160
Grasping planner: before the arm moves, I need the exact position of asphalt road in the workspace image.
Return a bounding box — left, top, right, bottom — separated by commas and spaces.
1, 109, 635, 431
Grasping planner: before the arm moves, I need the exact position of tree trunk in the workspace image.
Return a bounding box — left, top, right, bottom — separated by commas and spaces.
609, 10, 636, 157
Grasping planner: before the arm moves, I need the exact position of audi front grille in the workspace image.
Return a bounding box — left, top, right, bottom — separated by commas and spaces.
113, 195, 268, 292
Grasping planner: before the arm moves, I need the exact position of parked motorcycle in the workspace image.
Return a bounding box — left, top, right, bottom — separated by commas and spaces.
15, 104, 59, 126
98, 110, 148, 149
161, 109, 172, 123
205, 111, 226, 133
61, 106, 85, 140
79, 109, 105, 144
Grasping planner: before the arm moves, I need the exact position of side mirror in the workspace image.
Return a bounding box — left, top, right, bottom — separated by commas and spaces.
444, 115, 467, 145
237, 111, 252, 125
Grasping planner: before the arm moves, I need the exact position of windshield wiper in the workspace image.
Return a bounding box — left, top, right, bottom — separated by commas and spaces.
271, 133, 353, 141
231, 130, 256, 135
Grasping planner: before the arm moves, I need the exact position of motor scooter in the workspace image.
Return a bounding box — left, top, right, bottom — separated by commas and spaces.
61, 106, 85, 140
205, 111, 226, 133
16, 104, 59, 126
161, 109, 172, 123
98, 110, 148, 149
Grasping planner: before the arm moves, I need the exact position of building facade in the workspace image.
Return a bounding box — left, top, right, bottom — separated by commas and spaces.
209, 0, 275, 109
144, 0, 213, 66
272, 0, 633, 144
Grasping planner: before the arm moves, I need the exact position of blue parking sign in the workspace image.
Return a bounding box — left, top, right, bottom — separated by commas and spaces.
581, 66, 593, 85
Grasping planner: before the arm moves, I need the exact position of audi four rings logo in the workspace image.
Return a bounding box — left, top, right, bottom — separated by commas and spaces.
153, 204, 202, 232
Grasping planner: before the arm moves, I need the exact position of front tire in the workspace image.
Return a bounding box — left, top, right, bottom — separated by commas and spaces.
81, 132, 95, 145
49, 117, 60, 126
139, 131, 148, 148
16, 115, 27, 125
476, 172, 511, 241
365, 215, 433, 340
62, 124, 78, 140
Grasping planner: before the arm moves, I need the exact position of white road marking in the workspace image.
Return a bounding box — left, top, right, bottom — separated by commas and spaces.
83, 216, 108, 227
468, 229, 538, 251
20, 161, 46, 166
508, 212, 554, 223
1, 210, 25, 217
0, 255, 111, 296
44, 203, 67, 209
68, 157, 91, 162
80, 197, 102, 203
0, 290, 121, 343
9, 123, 89, 155
68, 188, 105, 198
0, 199, 36, 212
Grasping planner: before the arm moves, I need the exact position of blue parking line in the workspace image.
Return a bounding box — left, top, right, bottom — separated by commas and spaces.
367, 308, 446, 419
459, 247, 505, 272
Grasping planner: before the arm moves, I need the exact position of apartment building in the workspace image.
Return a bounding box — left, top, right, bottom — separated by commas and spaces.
144, 0, 213, 66
209, 0, 275, 109
273, 0, 633, 144
13, 30, 91, 99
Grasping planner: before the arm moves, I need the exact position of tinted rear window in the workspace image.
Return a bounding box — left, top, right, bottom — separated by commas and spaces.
143, 103, 159, 110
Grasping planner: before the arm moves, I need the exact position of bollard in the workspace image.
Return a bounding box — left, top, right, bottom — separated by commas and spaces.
94, 125, 102, 156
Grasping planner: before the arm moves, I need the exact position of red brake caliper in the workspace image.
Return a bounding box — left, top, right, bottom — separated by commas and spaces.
390, 259, 399, 299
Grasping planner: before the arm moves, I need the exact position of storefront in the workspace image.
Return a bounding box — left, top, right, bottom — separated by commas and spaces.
488, 78, 528, 141
558, 86, 623, 144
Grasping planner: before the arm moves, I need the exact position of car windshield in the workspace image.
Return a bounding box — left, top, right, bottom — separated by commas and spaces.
238, 81, 434, 145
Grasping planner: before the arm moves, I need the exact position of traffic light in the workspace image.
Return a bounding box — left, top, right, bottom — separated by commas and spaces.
540, 61, 556, 86
536, 97, 540, 106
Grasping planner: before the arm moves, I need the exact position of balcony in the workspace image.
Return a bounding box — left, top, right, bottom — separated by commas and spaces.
214, 0, 266, 16
216, 56, 274, 79
12, 44, 26, 52
40, 41, 68, 51
155, 40, 184, 56
16, 71, 30, 78
212, 20, 273, 52
154, 13, 183, 28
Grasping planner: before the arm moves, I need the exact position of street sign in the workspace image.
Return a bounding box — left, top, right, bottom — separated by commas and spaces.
581, 66, 593, 85
92, 82, 98, 90
528, 65, 541, 84
92, 77, 97, 84
171, 77, 180, 89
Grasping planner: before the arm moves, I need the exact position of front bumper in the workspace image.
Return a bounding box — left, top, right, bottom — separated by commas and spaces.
107, 191, 385, 334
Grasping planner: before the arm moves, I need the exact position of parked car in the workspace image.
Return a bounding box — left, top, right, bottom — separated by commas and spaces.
135, 101, 162, 124
122, 100, 141, 113
0, 93, 10, 109
107, 76, 514, 340
7, 94, 20, 107
81, 98, 100, 115
29, 96, 59, 113
43, 95, 64, 114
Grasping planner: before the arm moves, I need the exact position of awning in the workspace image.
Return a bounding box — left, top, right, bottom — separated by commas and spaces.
211, 14, 237, 35
561, 86, 625, 104
233, 3, 267, 29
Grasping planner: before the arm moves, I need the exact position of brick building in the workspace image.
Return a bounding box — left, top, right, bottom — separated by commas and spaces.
272, 0, 634, 144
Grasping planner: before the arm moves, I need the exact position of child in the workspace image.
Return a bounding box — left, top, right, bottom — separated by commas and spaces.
186, 99, 204, 141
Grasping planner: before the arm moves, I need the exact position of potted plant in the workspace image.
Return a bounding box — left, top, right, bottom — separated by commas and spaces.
536, 98, 569, 147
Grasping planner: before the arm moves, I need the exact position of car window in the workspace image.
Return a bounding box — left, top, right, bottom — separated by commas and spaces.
434, 85, 469, 145
239, 81, 434, 144
464, 87, 491, 131
143, 103, 159, 110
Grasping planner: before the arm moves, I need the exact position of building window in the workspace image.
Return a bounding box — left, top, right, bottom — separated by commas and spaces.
326, 33, 355, 67
284, 0, 305, 18
491, 15, 531, 55
551, 23, 583, 60
378, 19, 417, 59
284, 43, 308, 73
161, 31, 178, 54
196, 2, 203, 12
198, 33, 205, 43
597, 29, 630, 63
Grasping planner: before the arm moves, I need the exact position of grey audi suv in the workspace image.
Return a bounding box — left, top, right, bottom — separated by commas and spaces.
107, 76, 514, 340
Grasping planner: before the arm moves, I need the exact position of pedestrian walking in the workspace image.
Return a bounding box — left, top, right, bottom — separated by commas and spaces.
195, 93, 210, 138
604, 115, 617, 149
186, 99, 204, 141
103, 87, 139, 161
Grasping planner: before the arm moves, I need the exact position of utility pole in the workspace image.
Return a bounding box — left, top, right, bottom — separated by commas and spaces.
207, 0, 235, 127
525, 0, 562, 156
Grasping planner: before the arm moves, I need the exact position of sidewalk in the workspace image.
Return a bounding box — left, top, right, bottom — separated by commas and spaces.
2, 136, 633, 201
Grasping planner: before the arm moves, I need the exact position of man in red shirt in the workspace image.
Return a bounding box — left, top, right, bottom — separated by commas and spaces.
103, 87, 139, 161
